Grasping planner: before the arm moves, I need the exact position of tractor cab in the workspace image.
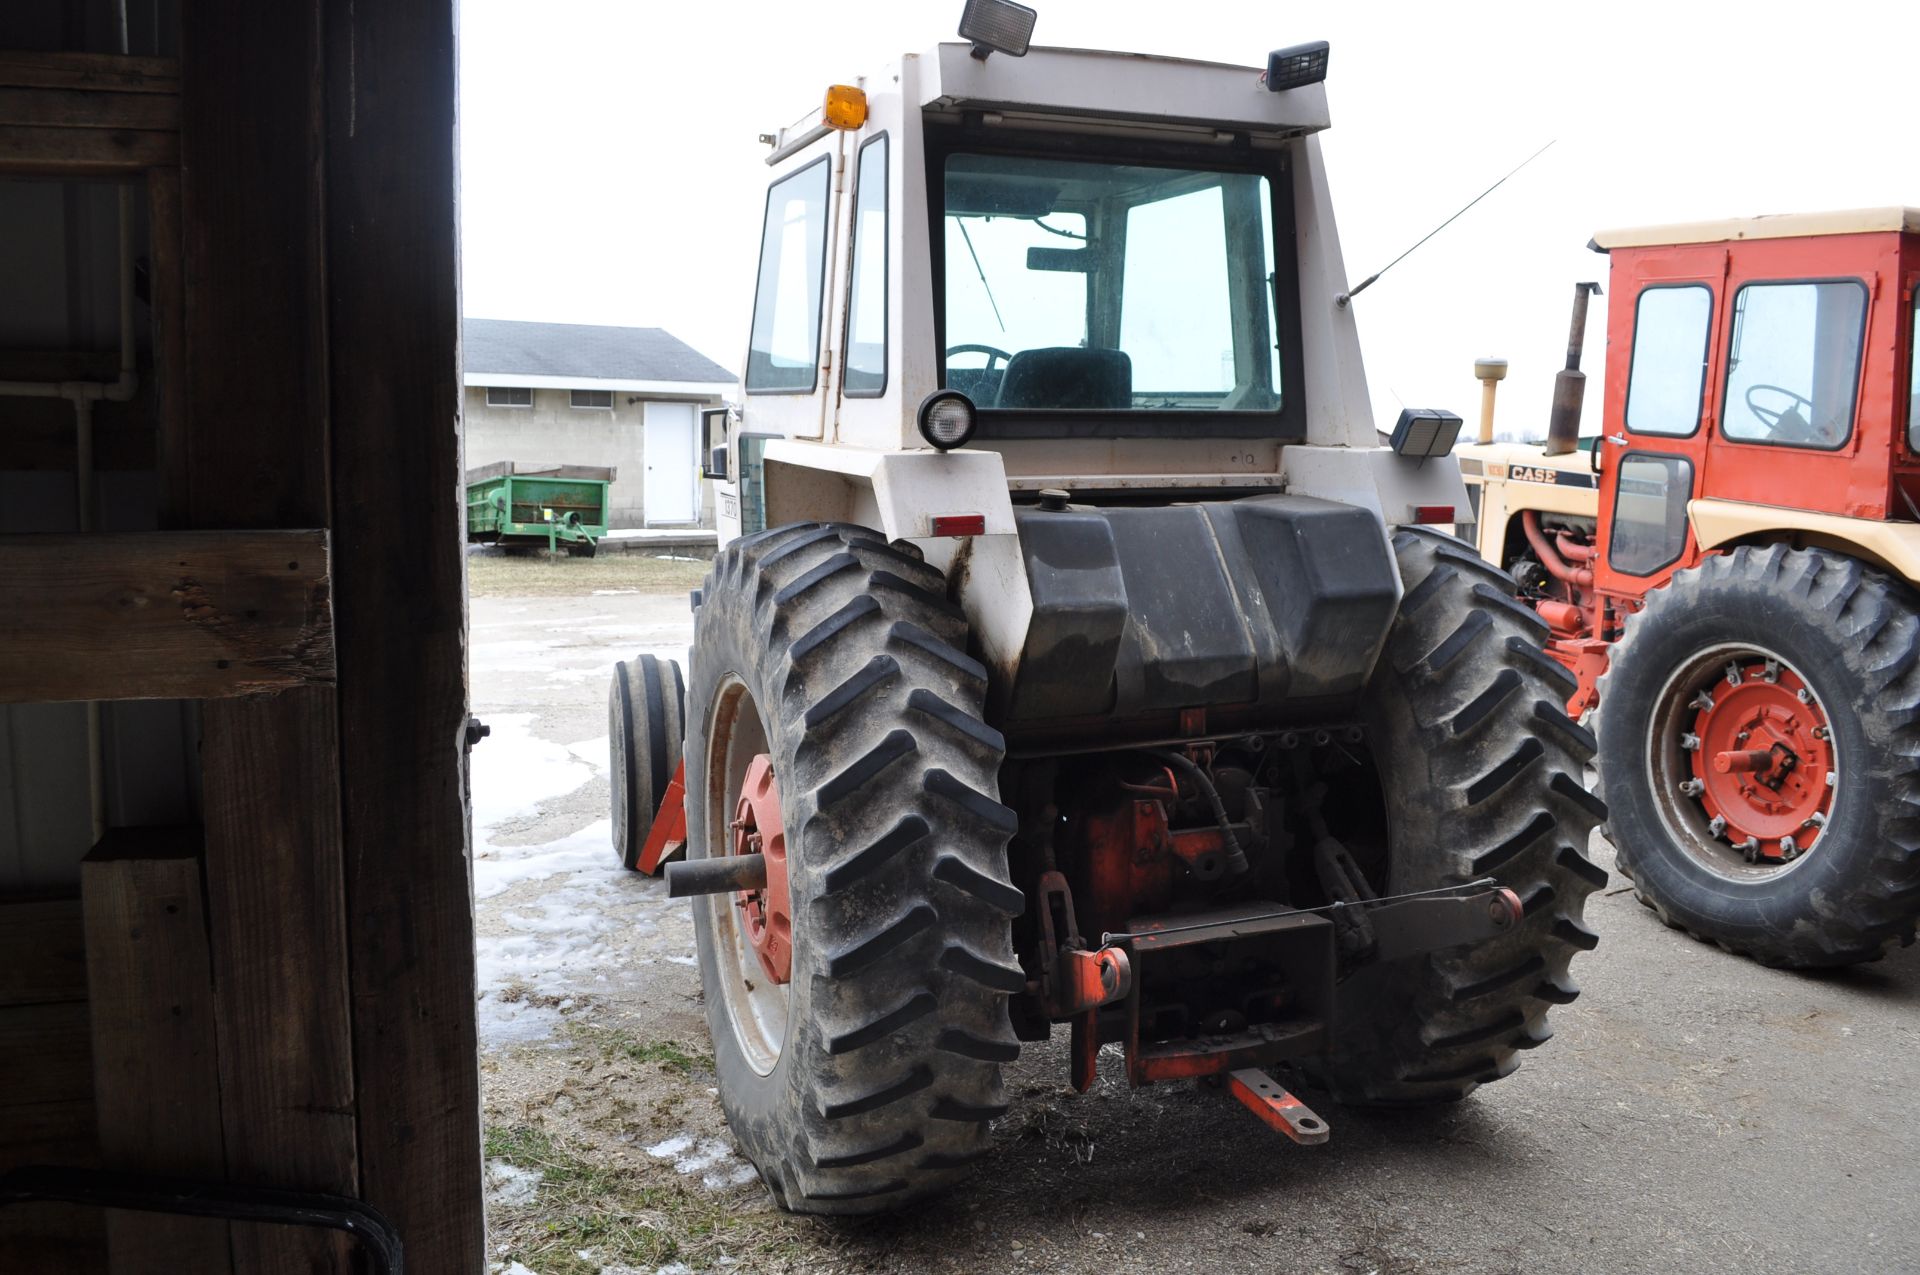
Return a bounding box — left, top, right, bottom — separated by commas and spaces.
1461, 208, 1920, 714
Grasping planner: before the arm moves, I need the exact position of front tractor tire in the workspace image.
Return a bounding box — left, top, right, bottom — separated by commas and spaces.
1599, 545, 1920, 967
1313, 528, 1608, 1105
684, 523, 1023, 1214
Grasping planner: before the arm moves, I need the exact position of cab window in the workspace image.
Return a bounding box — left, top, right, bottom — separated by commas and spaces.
1906, 288, 1919, 452
1624, 285, 1712, 436
1721, 280, 1868, 449
746, 156, 831, 394
940, 151, 1281, 414
843, 135, 888, 397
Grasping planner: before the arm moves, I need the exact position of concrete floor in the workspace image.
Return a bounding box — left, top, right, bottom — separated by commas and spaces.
472, 588, 1920, 1275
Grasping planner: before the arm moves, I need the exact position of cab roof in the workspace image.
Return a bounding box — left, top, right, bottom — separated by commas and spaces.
1592, 207, 1920, 250
916, 42, 1330, 138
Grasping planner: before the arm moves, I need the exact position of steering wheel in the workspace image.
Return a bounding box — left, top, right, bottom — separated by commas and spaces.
946, 343, 1015, 373
1743, 383, 1820, 444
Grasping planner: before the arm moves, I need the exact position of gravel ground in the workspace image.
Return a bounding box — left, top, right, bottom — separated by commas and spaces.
470, 587, 1920, 1275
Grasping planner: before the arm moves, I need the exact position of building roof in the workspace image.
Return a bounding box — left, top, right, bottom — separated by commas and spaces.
1591, 207, 1920, 250
463, 318, 735, 393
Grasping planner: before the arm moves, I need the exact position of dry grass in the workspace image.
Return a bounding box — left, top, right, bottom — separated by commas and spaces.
466, 549, 711, 598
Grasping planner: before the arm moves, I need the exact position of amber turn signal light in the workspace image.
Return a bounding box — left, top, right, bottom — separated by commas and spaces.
824, 85, 867, 131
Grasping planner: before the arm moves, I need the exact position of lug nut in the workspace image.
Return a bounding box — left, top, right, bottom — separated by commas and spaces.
1726, 662, 1744, 685
1826, 771, 1836, 787
1780, 836, 1799, 860
1762, 660, 1780, 683
1803, 811, 1826, 829
1708, 815, 1727, 838
1691, 690, 1716, 712
1734, 836, 1760, 862
1679, 779, 1705, 797
1681, 734, 1701, 751
1797, 688, 1813, 703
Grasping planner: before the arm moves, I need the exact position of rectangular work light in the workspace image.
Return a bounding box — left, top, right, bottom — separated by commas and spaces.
960, 0, 1037, 60
1265, 40, 1330, 91
1389, 407, 1463, 460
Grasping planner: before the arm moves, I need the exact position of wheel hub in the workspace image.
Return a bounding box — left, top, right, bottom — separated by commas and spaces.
731, 753, 791, 984
1683, 658, 1833, 863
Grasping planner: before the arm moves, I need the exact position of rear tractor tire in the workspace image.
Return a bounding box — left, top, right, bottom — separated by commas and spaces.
610, 653, 685, 870
1599, 545, 1920, 967
1309, 527, 1609, 1105
684, 522, 1023, 1214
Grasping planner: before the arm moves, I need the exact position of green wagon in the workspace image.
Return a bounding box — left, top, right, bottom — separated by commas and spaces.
465, 461, 614, 556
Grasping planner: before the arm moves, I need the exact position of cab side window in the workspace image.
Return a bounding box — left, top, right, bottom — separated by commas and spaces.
746, 157, 832, 394
1721, 280, 1868, 449
1624, 285, 1712, 436
1906, 289, 1919, 452
843, 135, 889, 397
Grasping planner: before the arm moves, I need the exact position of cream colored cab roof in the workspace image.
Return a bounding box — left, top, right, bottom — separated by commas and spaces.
1592, 207, 1920, 250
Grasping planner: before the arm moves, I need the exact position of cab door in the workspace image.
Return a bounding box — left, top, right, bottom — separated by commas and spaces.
1593, 247, 1726, 595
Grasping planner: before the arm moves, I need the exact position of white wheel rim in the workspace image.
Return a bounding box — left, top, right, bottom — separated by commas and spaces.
704, 675, 789, 1075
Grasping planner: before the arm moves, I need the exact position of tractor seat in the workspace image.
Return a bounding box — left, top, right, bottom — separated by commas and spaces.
996, 347, 1133, 410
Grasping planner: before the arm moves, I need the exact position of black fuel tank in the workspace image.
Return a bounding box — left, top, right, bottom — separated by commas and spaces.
1007, 494, 1401, 721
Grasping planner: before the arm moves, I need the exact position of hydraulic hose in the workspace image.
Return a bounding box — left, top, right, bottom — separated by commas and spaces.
1142, 749, 1249, 877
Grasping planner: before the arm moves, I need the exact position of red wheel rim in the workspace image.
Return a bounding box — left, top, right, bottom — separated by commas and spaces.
731, 753, 791, 984
1682, 655, 1833, 864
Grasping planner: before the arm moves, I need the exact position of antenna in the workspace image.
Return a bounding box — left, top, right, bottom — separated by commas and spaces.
1336, 140, 1555, 308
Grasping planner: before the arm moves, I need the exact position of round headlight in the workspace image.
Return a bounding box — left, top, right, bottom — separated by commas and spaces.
917, 389, 976, 451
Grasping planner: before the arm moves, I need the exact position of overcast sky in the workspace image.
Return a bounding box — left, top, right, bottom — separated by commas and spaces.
459, 0, 1918, 439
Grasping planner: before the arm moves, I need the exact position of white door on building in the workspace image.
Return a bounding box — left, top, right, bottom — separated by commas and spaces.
642, 401, 698, 524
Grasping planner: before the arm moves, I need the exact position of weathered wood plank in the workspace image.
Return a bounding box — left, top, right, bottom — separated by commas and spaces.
0, 530, 334, 705
323, 1, 483, 1269
0, 86, 178, 131
82, 829, 233, 1275
0, 1002, 92, 1108
0, 896, 86, 1007
0, 52, 178, 94
0, 124, 176, 174
182, 1, 359, 1269
0, 1097, 105, 1275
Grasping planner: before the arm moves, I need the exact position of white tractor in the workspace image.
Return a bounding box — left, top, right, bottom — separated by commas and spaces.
608, 3, 1605, 1215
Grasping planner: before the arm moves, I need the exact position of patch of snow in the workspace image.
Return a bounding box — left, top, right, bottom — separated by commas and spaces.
484, 1159, 543, 1208
470, 714, 598, 835
645, 1133, 757, 1191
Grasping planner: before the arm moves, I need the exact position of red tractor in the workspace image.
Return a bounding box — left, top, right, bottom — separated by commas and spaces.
1460, 207, 1920, 968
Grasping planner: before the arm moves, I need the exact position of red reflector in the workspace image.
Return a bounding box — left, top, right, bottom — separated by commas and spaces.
931, 514, 986, 537
1412, 505, 1455, 524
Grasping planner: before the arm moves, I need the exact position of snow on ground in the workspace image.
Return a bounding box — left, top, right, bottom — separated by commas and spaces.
644, 1133, 759, 1190
469, 598, 696, 1050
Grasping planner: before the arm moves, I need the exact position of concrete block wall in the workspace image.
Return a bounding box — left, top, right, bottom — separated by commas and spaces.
463, 387, 719, 528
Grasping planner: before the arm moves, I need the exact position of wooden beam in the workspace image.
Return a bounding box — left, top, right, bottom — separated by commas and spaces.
0, 52, 179, 94
323, 1, 483, 1270
0, 1002, 92, 1108
0, 530, 334, 705
0, 86, 179, 131
0, 123, 177, 174
83, 829, 232, 1275
0, 897, 86, 1007
181, 2, 359, 1270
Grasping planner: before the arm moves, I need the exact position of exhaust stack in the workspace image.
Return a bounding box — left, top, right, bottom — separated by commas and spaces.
1544, 281, 1602, 456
